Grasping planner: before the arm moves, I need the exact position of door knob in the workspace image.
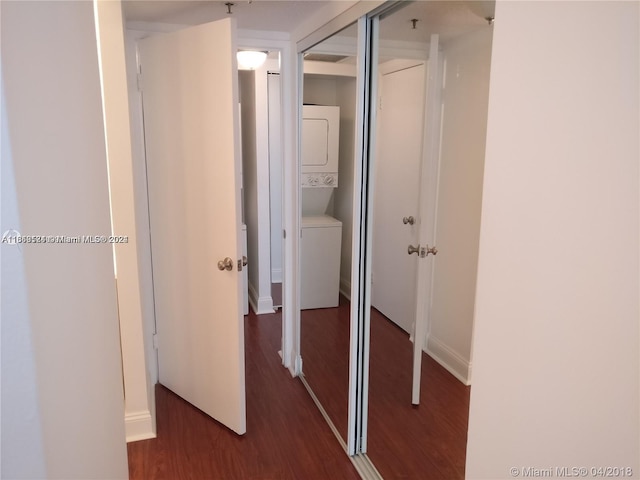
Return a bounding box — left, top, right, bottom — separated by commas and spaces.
217, 257, 234, 271
403, 216, 415, 225
408, 244, 420, 255
426, 246, 438, 256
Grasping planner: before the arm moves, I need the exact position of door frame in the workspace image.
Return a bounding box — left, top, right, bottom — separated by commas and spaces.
234, 33, 299, 375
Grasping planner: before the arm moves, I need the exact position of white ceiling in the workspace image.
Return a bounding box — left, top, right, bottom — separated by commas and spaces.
379, 1, 494, 44
122, 1, 495, 42
122, 0, 331, 31
302, 1, 494, 64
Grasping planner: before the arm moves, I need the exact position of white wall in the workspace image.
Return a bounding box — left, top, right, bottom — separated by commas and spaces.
334, 76, 357, 296
466, 2, 639, 478
95, 0, 155, 442
1, 81, 47, 480
304, 75, 339, 105
1, 1, 129, 477
426, 26, 493, 384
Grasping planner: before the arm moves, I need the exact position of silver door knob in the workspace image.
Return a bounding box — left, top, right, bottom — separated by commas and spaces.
217, 257, 234, 271
426, 246, 438, 256
403, 216, 415, 225
408, 244, 420, 255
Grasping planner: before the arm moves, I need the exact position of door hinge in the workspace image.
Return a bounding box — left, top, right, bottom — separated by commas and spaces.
152, 333, 158, 350
237, 256, 248, 272
420, 245, 438, 258
283, 229, 286, 239
409, 244, 438, 258
295, 355, 303, 375
137, 73, 143, 91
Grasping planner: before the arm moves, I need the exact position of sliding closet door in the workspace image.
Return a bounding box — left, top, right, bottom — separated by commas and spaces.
297, 18, 369, 457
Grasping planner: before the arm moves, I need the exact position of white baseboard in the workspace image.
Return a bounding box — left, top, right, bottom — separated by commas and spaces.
271, 267, 282, 283
425, 335, 472, 386
248, 283, 275, 315
339, 276, 351, 301
125, 410, 156, 443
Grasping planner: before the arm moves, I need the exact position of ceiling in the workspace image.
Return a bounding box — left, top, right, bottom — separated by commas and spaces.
301, 1, 494, 64
122, 0, 331, 31
378, 1, 494, 44
122, 1, 494, 41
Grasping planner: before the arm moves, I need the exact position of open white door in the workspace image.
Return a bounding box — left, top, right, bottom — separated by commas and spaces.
139, 18, 246, 434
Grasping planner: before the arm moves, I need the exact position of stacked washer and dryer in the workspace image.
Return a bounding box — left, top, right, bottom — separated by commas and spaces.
300, 105, 342, 310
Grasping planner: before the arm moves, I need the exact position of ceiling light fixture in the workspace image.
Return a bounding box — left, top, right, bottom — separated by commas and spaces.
237, 50, 267, 70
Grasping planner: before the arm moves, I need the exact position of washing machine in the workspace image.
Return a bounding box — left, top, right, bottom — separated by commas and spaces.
301, 215, 342, 310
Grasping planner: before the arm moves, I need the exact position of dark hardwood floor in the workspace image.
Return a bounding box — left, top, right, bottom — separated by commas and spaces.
367, 307, 470, 479
129, 299, 469, 479
301, 296, 471, 479
127, 310, 360, 480
300, 296, 352, 442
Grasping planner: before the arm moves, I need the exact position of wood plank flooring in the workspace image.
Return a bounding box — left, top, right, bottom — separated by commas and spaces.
300, 296, 351, 442
301, 296, 471, 479
367, 307, 470, 479
129, 300, 470, 479
127, 311, 360, 480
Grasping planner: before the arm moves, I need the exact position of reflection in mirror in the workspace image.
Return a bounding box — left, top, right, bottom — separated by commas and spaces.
366, 2, 494, 478
299, 22, 358, 445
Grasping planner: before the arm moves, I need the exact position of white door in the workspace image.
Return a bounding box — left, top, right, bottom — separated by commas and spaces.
371, 62, 426, 334
139, 18, 246, 434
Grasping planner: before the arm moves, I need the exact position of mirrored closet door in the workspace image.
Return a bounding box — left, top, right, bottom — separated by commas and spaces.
296, 2, 494, 476
364, 2, 494, 478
